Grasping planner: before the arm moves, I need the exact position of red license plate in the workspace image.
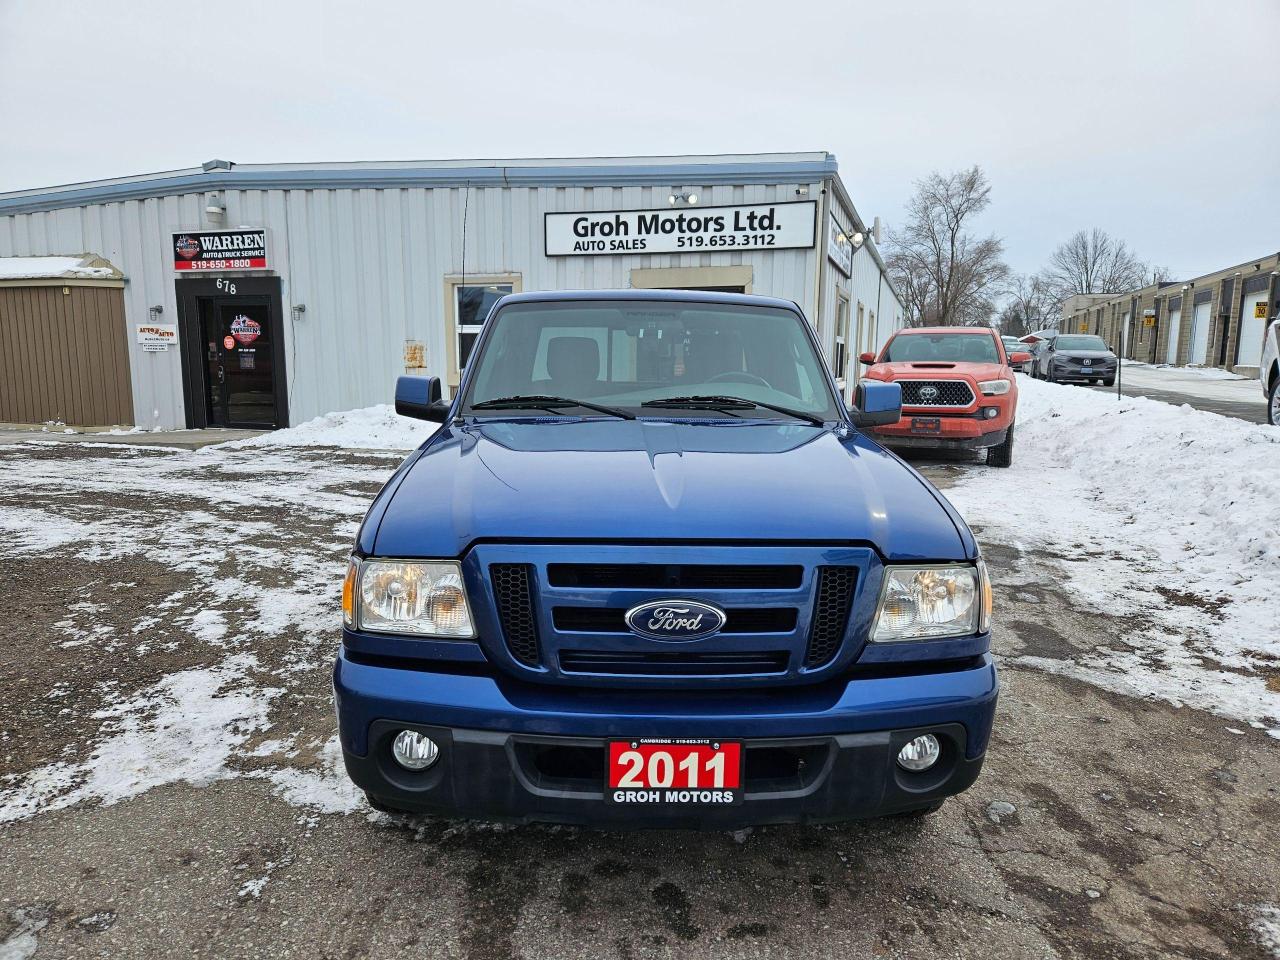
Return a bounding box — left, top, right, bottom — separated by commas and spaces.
911, 416, 942, 434
607, 739, 742, 804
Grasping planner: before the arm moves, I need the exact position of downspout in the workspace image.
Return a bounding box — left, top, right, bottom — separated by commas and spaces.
814, 178, 831, 350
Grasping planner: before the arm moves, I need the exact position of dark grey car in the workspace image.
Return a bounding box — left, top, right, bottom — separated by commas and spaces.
1033, 334, 1117, 385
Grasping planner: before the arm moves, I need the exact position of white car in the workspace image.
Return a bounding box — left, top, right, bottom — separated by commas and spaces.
1264, 316, 1280, 426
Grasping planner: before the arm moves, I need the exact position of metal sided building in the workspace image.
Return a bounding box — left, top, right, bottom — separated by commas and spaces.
0, 152, 905, 431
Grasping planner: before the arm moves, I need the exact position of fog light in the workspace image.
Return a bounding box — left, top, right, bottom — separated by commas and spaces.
984, 407, 1000, 419
897, 734, 941, 772
391, 730, 439, 770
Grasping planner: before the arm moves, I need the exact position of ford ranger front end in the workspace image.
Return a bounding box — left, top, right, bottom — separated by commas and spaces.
333, 290, 998, 828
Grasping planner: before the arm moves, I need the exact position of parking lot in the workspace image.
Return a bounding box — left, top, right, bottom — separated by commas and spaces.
2, 380, 1278, 960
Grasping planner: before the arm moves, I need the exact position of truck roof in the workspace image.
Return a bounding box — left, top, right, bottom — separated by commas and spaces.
492, 288, 802, 311
894, 326, 996, 336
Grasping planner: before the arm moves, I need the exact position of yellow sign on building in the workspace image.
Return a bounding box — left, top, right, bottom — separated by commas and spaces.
1079, 321, 1088, 332
1257, 302, 1269, 319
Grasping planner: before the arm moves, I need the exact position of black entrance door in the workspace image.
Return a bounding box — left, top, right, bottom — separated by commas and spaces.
178, 276, 288, 429
200, 299, 277, 427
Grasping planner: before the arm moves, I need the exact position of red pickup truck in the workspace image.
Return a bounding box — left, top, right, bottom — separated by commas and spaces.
859, 326, 1030, 467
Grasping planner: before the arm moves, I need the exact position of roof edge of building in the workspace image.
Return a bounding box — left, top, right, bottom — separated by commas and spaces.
0, 153, 841, 216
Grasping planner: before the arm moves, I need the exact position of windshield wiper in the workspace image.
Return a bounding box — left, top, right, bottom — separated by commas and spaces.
640, 395, 827, 427
470, 395, 635, 420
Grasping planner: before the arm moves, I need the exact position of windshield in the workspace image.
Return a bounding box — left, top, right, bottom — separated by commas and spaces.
884, 333, 999, 363
462, 300, 841, 420
1055, 335, 1109, 351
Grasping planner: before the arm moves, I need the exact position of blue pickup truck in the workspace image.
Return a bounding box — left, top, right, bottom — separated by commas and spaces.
335, 290, 998, 828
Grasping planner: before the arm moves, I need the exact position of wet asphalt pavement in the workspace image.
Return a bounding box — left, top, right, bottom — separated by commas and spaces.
1, 440, 1277, 960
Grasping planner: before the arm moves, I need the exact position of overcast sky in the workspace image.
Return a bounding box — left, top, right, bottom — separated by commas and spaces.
1, 0, 1276, 280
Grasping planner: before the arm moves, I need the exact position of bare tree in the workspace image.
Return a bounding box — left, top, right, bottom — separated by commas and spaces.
997, 274, 1054, 338
884, 166, 1010, 327
1038, 228, 1150, 306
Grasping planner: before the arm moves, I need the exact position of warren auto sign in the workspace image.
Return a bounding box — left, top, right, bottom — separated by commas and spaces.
172, 229, 268, 271
545, 200, 817, 257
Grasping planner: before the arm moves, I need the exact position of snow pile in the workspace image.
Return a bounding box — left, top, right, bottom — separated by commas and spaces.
218, 404, 426, 451
1124, 360, 1249, 381
0, 255, 117, 280
945, 376, 1280, 735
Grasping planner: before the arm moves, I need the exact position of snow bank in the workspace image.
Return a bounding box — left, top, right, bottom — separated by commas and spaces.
944, 377, 1280, 735
1124, 360, 1249, 381
217, 404, 426, 451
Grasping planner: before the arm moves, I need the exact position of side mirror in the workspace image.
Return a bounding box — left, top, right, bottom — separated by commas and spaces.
858, 351, 877, 365
395, 375, 450, 423
850, 380, 902, 428
1010, 351, 1032, 363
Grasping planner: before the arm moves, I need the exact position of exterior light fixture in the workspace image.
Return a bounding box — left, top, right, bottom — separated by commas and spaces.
205, 191, 226, 219
292, 304, 306, 323
668, 192, 698, 206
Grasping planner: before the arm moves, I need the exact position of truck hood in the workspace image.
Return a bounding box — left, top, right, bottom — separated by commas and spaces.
867, 361, 1005, 380
371, 419, 969, 561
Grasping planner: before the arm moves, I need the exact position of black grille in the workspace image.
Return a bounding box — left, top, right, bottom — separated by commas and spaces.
553, 606, 797, 634
899, 380, 974, 407
805, 567, 857, 667
490, 563, 540, 666
546, 564, 802, 589
559, 650, 788, 676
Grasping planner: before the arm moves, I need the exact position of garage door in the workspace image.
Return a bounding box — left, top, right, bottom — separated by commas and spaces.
1237, 290, 1269, 368
1189, 300, 1212, 365
1165, 307, 1181, 365
0, 285, 134, 426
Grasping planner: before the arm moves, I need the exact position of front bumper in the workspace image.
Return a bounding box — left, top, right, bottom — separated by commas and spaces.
1052, 364, 1114, 381
334, 648, 998, 828
874, 427, 1008, 451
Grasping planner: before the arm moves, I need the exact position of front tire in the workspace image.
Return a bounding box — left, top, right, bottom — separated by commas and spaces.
987, 423, 1014, 468
1269, 374, 1280, 426
1103, 377, 1115, 387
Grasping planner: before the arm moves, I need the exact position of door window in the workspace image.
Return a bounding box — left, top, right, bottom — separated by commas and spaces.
832, 296, 850, 382
199, 300, 277, 427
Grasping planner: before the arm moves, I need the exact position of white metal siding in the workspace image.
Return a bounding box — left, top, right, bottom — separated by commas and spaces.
1, 178, 900, 429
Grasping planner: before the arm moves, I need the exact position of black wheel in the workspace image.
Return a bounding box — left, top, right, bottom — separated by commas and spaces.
987, 423, 1014, 468
890, 799, 945, 819
1269, 375, 1279, 426
1103, 377, 1115, 387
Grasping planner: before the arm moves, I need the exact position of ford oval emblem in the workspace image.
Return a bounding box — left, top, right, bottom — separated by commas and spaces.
624, 599, 727, 642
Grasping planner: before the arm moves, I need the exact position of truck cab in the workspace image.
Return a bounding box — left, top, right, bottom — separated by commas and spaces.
334, 290, 998, 828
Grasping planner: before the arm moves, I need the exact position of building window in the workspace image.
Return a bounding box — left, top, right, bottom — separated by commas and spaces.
445, 274, 521, 385
457, 283, 512, 369
832, 295, 850, 382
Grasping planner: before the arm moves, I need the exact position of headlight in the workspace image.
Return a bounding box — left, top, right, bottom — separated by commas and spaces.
352, 559, 475, 637
978, 379, 1011, 396
872, 564, 984, 642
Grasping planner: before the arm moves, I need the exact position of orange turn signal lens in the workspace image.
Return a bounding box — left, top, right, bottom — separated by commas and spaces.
342, 559, 359, 627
